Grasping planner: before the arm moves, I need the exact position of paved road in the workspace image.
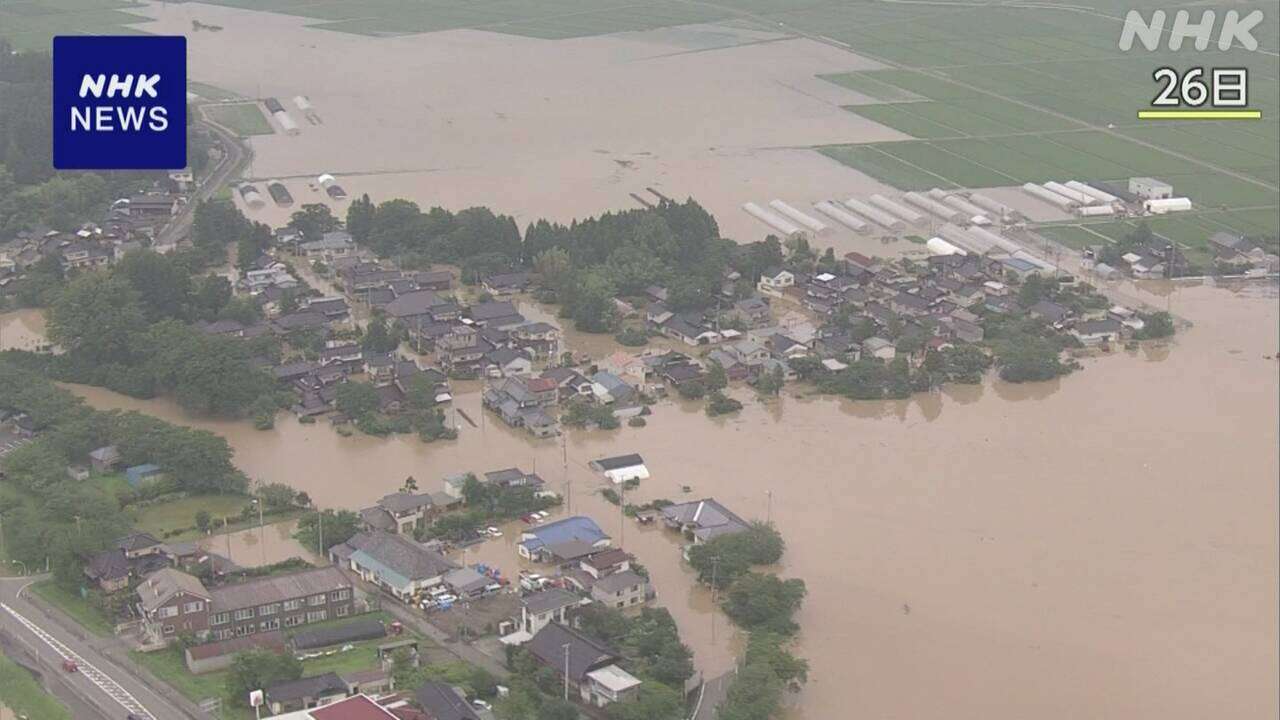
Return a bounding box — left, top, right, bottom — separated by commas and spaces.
0, 576, 196, 720
691, 669, 735, 720
0, 632, 112, 720
156, 114, 249, 248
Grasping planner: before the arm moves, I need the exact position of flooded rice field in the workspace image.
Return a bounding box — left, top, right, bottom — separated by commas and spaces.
18, 281, 1275, 719
131, 1, 914, 258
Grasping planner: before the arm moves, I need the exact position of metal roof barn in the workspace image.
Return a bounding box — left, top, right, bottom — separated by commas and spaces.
968, 192, 1016, 220
903, 191, 963, 221
768, 200, 827, 233
967, 226, 1021, 254
868, 194, 924, 224
940, 223, 993, 254
1044, 181, 1095, 205
1022, 183, 1078, 210
812, 201, 869, 233
1065, 180, 1117, 204
742, 202, 802, 236
843, 197, 905, 231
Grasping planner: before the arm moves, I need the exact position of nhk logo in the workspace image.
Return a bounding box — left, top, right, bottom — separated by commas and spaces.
53, 36, 186, 170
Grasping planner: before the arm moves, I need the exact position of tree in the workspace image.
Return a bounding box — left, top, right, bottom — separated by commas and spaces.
705, 361, 727, 392
257, 482, 298, 511
1135, 311, 1175, 339
47, 273, 147, 364
292, 509, 360, 553
688, 522, 785, 588
226, 649, 302, 707
115, 250, 194, 321
608, 683, 684, 720
335, 382, 380, 419
754, 367, 784, 398
705, 390, 743, 417
288, 203, 338, 243
744, 632, 808, 685
722, 573, 807, 635
346, 194, 375, 242
717, 661, 784, 720
195, 510, 211, 533
537, 699, 578, 720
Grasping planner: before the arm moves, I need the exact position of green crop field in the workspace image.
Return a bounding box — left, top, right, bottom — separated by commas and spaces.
202, 102, 275, 137
0, 0, 151, 51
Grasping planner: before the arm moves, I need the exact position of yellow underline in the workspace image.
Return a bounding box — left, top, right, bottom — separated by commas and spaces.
1138, 109, 1262, 120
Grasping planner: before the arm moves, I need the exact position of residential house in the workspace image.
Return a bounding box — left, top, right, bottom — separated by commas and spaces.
333, 532, 457, 602
299, 231, 355, 259
481, 271, 532, 296
862, 337, 896, 361
661, 498, 749, 544
136, 568, 213, 643
358, 492, 437, 535
1072, 318, 1123, 346
88, 445, 121, 473
264, 672, 349, 715
483, 347, 533, 378
515, 588, 583, 641
730, 296, 772, 328
415, 681, 481, 720
184, 631, 287, 675
469, 301, 524, 329
539, 367, 594, 403
590, 371, 635, 405
526, 623, 639, 708
518, 516, 611, 562
1028, 300, 1071, 328
590, 570, 649, 610
510, 322, 560, 359
757, 268, 795, 299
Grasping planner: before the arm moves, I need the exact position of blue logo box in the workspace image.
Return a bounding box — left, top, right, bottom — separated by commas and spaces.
52, 35, 187, 170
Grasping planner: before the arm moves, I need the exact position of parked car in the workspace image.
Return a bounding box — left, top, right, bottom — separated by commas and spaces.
471, 699, 493, 711
485, 526, 502, 538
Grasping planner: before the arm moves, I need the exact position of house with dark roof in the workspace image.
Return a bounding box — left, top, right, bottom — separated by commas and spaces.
481, 271, 532, 296
526, 623, 640, 707
468, 301, 524, 328
357, 492, 437, 535
514, 588, 584, 640
265, 672, 348, 715
660, 498, 750, 544
334, 532, 457, 600
414, 681, 480, 720
1072, 318, 1123, 346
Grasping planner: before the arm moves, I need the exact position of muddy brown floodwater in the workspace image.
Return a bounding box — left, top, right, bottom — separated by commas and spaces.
7, 282, 1276, 720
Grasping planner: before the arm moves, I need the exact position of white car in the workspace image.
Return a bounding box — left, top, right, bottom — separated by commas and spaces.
533, 511, 550, 521
471, 698, 492, 711
486, 526, 503, 538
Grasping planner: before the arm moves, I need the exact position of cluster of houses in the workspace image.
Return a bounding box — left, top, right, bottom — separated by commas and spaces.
0, 192, 187, 287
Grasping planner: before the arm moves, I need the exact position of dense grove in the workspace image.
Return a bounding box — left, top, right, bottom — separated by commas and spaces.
0, 41, 212, 237
0, 361, 245, 588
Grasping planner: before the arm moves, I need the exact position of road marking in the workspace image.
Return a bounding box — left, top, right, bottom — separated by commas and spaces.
0, 602, 156, 719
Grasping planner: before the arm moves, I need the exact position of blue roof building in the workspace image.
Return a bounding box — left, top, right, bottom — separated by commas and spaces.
518, 516, 611, 562
124, 463, 163, 488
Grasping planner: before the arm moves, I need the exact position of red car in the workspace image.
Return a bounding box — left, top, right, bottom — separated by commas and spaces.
61, 659, 78, 673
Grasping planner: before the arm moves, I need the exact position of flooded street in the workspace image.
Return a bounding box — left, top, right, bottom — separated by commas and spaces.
24, 281, 1276, 720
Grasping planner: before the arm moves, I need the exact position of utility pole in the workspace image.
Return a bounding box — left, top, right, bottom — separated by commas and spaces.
317, 509, 324, 557
765, 490, 773, 526
225, 516, 232, 563
255, 499, 265, 565
710, 556, 721, 643
618, 479, 625, 549
562, 643, 571, 701
561, 430, 570, 514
